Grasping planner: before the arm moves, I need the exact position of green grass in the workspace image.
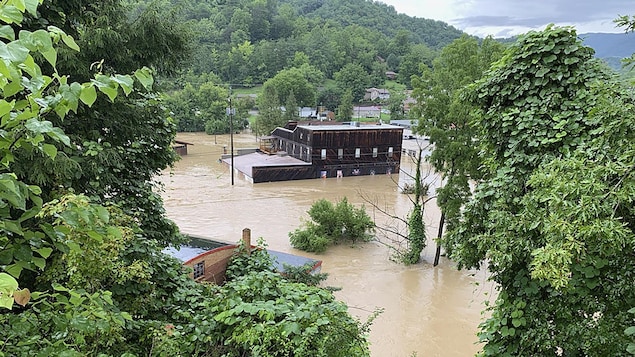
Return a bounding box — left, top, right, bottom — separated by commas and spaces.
383, 80, 407, 92
231, 85, 264, 96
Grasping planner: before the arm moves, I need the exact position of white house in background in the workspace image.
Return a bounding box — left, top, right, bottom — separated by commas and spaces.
299, 107, 316, 118
364, 88, 390, 101
353, 105, 382, 118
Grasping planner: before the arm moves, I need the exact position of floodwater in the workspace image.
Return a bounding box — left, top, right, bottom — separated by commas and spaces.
157, 132, 496, 357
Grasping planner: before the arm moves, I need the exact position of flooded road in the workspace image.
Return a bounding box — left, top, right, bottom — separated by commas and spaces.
158, 132, 496, 357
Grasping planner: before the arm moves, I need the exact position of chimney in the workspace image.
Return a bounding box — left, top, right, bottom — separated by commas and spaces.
242, 228, 251, 255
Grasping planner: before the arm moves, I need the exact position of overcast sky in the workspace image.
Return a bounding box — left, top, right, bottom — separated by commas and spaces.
379, 0, 632, 38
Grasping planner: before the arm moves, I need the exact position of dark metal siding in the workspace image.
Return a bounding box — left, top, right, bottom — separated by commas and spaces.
267, 125, 403, 181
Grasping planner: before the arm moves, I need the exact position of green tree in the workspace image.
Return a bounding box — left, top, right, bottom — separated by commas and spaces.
334, 63, 371, 102
283, 90, 299, 122
444, 26, 635, 356
402, 150, 426, 264
397, 43, 436, 88
387, 91, 406, 120
290, 198, 375, 253
337, 89, 354, 121
411, 35, 504, 264
0, 4, 373, 356
255, 85, 284, 136
165, 80, 229, 133
262, 67, 316, 107
14, 0, 191, 247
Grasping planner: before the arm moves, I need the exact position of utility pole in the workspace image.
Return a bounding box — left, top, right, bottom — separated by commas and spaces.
227, 86, 235, 186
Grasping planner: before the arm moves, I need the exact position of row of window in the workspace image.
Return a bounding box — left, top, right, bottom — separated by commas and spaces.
321, 147, 394, 160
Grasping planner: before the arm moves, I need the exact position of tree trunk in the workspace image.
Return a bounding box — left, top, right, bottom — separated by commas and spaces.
433, 211, 445, 266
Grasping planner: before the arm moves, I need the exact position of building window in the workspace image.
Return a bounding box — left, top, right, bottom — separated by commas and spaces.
355, 148, 361, 158
321, 149, 327, 160
388, 147, 394, 158
193, 261, 205, 279
372, 147, 378, 158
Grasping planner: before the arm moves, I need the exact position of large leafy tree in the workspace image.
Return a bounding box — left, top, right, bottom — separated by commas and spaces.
165, 80, 229, 132
334, 63, 370, 102
443, 26, 635, 355
0, 3, 374, 356
262, 67, 316, 107
411, 35, 504, 263
14, 0, 192, 246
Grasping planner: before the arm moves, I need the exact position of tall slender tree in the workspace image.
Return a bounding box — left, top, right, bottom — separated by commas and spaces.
411, 35, 505, 265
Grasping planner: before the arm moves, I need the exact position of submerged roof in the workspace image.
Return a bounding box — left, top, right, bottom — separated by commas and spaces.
164, 235, 320, 273
223, 152, 311, 178
297, 123, 403, 131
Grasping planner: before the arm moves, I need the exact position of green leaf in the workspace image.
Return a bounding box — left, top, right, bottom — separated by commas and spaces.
112, 75, 134, 95
52, 283, 69, 292
0, 5, 23, 24
35, 247, 53, 258
0, 176, 26, 210
0, 272, 18, 292
3, 80, 22, 97
61, 33, 79, 52
535, 67, 549, 77
24, 0, 39, 16
42, 143, 57, 159
31, 256, 45, 269
4, 263, 23, 278
41, 47, 56, 67
0, 25, 15, 41
13, 0, 26, 12
282, 322, 301, 336
25, 118, 54, 134
79, 85, 97, 106
98, 86, 118, 102
47, 127, 70, 146
2, 220, 23, 234
134, 67, 154, 90
0, 99, 14, 117
2, 40, 29, 63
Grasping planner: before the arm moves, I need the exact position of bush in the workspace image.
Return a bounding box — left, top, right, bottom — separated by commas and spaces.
290, 197, 375, 252
289, 222, 331, 253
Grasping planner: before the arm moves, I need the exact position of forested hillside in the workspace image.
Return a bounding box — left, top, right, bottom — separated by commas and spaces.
132, 0, 464, 86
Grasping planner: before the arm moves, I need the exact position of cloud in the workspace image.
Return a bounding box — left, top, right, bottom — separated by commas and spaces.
380, 0, 633, 37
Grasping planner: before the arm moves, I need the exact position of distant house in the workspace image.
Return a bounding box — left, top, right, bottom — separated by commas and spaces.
403, 90, 417, 112
318, 110, 335, 121
353, 105, 382, 118
385, 71, 397, 80
299, 107, 316, 118
364, 88, 390, 101
225, 121, 403, 183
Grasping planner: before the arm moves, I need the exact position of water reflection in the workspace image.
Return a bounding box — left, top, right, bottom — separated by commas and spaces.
158, 132, 495, 357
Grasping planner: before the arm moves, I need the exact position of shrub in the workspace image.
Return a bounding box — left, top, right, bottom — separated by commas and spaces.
290, 197, 375, 252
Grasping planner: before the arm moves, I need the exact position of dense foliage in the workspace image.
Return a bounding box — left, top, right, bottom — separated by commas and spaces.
0, 2, 372, 356
290, 198, 375, 253
441, 25, 635, 356
131, 0, 462, 84
412, 35, 505, 236
132, 0, 468, 131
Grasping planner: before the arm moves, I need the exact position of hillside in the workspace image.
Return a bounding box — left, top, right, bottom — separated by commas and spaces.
280, 0, 465, 49
133, 0, 465, 86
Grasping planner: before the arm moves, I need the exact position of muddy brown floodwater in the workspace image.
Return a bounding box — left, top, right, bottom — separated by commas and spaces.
157, 132, 496, 357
